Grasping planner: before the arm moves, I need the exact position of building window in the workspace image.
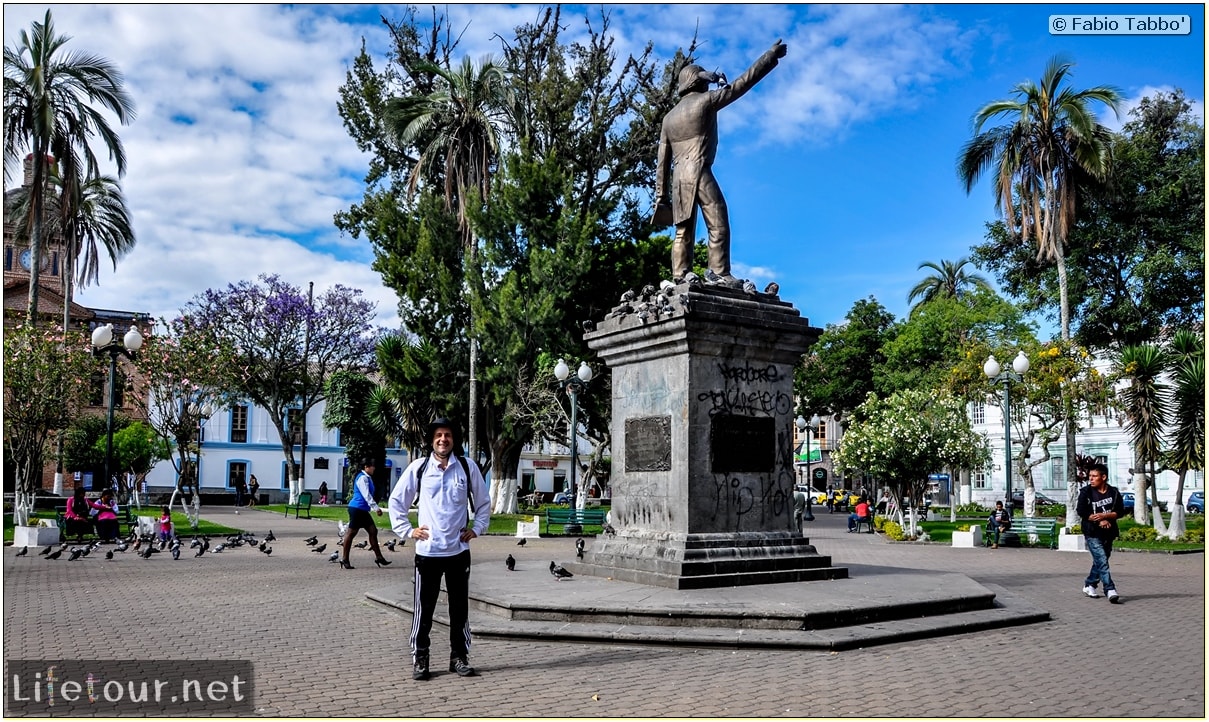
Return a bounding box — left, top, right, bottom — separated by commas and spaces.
49, 251, 59, 277
814, 423, 827, 449
112, 371, 126, 408
4, 246, 11, 271
287, 408, 305, 445
1049, 457, 1065, 490
971, 401, 985, 425
89, 371, 106, 407
553, 470, 567, 493
974, 469, 988, 489
231, 404, 248, 443
228, 461, 247, 490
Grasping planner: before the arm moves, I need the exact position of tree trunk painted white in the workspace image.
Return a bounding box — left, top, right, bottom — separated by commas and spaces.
492, 477, 518, 515
1165, 505, 1186, 541
13, 491, 34, 528
1132, 448, 1150, 525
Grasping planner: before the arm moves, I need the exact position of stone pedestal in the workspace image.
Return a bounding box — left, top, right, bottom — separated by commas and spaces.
574, 283, 847, 589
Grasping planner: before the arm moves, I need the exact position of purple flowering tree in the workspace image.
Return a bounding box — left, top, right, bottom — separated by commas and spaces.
181, 275, 377, 503
131, 316, 238, 528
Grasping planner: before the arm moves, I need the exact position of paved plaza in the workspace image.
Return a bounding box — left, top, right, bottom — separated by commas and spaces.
4, 506, 1204, 718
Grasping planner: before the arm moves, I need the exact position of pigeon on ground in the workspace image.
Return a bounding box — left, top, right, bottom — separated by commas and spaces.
549, 561, 574, 581
171, 546, 180, 560
194, 545, 205, 558
15, 546, 28, 557
39, 545, 52, 556
264, 530, 276, 543
189, 537, 201, 548
385, 539, 398, 552
312, 543, 327, 554
337, 521, 349, 539
46, 548, 64, 560
140, 546, 154, 559
575, 537, 585, 559
328, 551, 340, 563
516, 538, 527, 547
602, 522, 617, 538
763, 281, 780, 296
68, 548, 84, 561
115, 541, 129, 553
262, 547, 272, 556
259, 542, 267, 552
105, 550, 114, 560
354, 540, 368, 549
304, 536, 319, 546
505, 554, 516, 571
210, 544, 225, 554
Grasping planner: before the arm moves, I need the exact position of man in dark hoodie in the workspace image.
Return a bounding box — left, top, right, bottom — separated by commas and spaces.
1075, 463, 1125, 603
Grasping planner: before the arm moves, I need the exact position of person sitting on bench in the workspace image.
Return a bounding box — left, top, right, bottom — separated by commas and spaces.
848, 498, 871, 532
64, 487, 94, 543
987, 500, 1012, 549
90, 489, 120, 542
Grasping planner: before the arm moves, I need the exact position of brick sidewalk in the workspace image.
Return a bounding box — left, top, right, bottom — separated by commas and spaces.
3, 506, 1204, 717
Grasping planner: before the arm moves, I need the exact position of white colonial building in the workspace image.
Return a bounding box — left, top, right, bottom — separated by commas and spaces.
143, 399, 411, 504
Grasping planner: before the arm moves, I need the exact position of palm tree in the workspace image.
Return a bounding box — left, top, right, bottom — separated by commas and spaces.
957, 56, 1121, 340
907, 257, 994, 310
1117, 344, 1169, 527
1163, 330, 1204, 538
958, 56, 1121, 522
57, 173, 136, 324
3, 10, 135, 325
384, 55, 515, 461
385, 55, 514, 249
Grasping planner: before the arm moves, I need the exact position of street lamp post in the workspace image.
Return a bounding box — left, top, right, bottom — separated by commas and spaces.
796, 414, 821, 522
91, 323, 143, 493
984, 351, 1030, 509
554, 358, 593, 534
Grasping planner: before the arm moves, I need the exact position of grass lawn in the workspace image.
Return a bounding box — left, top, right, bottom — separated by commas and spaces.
254, 503, 608, 536
919, 513, 1204, 551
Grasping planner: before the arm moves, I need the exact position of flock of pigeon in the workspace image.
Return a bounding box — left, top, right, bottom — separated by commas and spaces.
507, 535, 592, 581
16, 518, 617, 580
14, 528, 277, 562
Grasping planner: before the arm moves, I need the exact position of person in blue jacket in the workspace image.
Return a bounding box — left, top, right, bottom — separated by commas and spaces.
339, 458, 390, 570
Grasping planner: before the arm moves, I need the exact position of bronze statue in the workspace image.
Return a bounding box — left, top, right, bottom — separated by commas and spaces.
655, 39, 787, 287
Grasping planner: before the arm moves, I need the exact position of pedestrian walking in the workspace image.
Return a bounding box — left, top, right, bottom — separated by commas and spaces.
1076, 463, 1125, 603
388, 418, 491, 680
339, 459, 390, 570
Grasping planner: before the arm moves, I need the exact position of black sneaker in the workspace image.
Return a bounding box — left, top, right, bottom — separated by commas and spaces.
412, 654, 430, 681
449, 656, 476, 677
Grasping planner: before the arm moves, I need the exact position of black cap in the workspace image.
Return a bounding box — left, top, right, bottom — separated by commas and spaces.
426, 417, 460, 447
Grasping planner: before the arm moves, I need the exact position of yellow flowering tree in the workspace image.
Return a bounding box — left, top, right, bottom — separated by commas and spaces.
949, 338, 1113, 526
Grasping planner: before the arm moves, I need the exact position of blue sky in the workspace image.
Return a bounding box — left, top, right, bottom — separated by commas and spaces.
4, 4, 1204, 334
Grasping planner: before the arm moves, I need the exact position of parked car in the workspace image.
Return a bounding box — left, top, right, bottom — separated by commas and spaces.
1009, 490, 1060, 511
1187, 491, 1204, 514
551, 492, 571, 504
1121, 492, 1154, 512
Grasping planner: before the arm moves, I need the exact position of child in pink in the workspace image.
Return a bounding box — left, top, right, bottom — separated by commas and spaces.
159, 506, 173, 543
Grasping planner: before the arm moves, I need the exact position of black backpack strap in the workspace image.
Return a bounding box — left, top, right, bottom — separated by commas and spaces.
414, 455, 478, 510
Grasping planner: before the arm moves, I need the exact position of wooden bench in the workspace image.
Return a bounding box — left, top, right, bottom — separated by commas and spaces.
285, 491, 313, 519
56, 504, 137, 541
983, 516, 1058, 549
544, 507, 606, 534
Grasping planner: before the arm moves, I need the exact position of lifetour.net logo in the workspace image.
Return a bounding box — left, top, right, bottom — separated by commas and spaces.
5, 659, 253, 715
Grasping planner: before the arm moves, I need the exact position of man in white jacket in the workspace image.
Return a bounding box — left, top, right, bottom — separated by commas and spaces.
388, 418, 491, 680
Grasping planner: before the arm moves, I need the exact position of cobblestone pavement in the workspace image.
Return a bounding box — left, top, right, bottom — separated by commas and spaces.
4, 507, 1204, 718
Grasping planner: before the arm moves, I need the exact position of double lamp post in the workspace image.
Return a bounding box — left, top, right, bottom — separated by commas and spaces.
796, 414, 821, 523
553, 358, 593, 534
983, 350, 1030, 508
90, 322, 143, 493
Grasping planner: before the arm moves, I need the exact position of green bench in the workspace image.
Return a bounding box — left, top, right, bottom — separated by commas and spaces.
984, 516, 1058, 549
55, 504, 137, 541
284, 491, 313, 519
544, 507, 606, 534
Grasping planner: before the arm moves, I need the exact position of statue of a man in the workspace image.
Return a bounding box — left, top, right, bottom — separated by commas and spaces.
655, 39, 788, 287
